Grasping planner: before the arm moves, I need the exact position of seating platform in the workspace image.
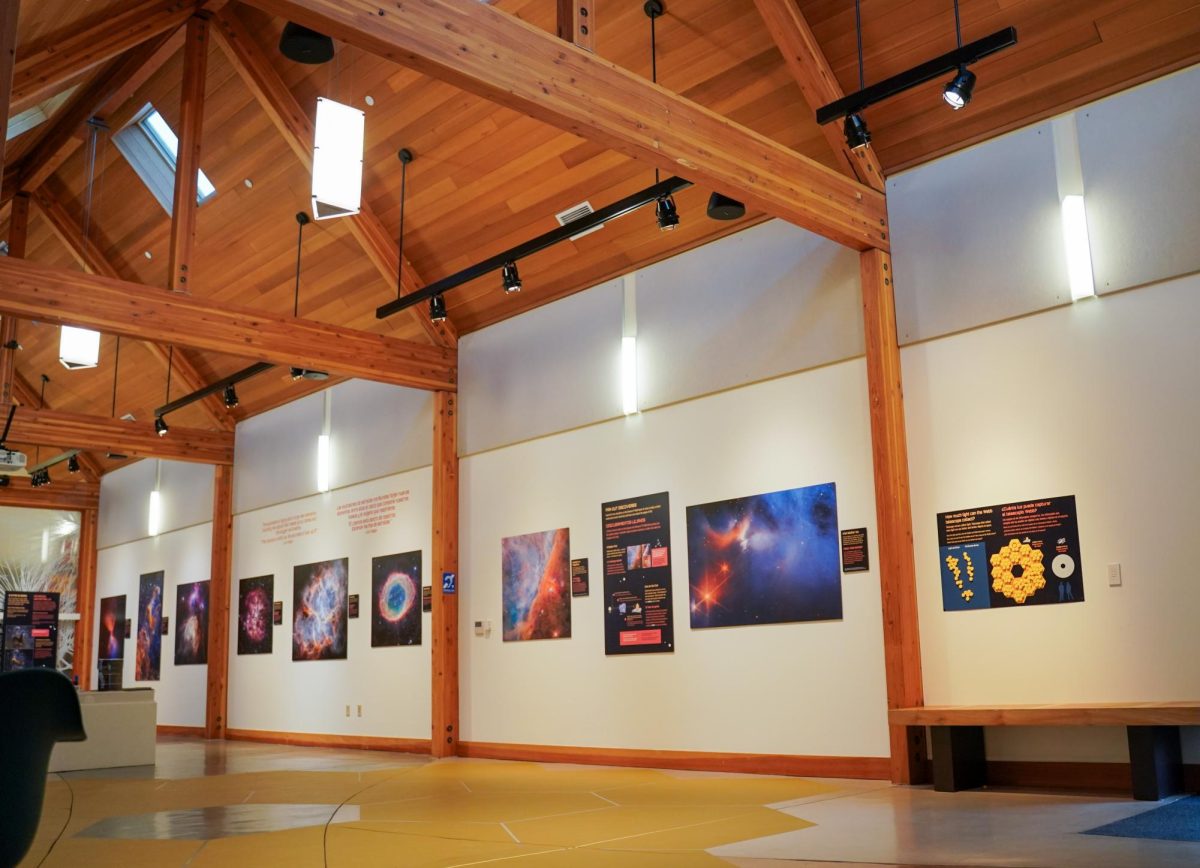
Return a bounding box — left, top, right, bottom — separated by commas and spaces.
889, 702, 1200, 800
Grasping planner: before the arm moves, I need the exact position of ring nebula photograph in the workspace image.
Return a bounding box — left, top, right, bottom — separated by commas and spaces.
174, 580, 210, 665
238, 575, 274, 655
371, 551, 422, 647
501, 528, 571, 642
686, 482, 843, 629
292, 558, 349, 661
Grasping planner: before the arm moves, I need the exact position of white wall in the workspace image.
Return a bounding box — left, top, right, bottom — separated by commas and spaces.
461, 358, 889, 758
94, 522, 212, 727
227, 468, 432, 739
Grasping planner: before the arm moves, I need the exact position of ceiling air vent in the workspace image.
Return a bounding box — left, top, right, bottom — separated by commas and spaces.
555, 201, 605, 241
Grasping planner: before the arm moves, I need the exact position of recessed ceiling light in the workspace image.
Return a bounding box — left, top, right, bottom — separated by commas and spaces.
144, 251, 153, 259
244, 178, 253, 188
364, 95, 375, 106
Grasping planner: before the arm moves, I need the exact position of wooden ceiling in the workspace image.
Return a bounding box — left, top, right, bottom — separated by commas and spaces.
1, 0, 1197, 479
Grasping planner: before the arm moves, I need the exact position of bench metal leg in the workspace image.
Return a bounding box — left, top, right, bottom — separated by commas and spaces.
1127, 725, 1183, 801
931, 726, 987, 792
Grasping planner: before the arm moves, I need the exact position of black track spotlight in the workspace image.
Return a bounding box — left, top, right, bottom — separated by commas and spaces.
154, 416, 169, 437
655, 194, 680, 231
844, 113, 872, 151
290, 367, 330, 381
0, 475, 8, 488
429, 294, 447, 323
223, 384, 239, 409
67, 455, 80, 474
279, 22, 335, 64
706, 192, 745, 221
501, 261, 522, 294
942, 65, 976, 110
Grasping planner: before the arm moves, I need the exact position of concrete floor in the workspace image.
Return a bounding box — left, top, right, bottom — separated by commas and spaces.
21, 737, 1200, 867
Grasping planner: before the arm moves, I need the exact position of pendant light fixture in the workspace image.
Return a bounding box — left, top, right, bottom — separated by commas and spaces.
844, 0, 871, 152
154, 347, 172, 437
393, 147, 441, 322
942, 0, 976, 109
60, 120, 105, 370
645, 1, 681, 232
288, 211, 330, 381
311, 98, 365, 218
31, 376, 50, 487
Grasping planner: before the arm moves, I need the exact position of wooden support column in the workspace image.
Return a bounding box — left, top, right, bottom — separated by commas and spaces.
205, 463, 233, 739
168, 15, 210, 294
556, 0, 595, 52
73, 507, 99, 691
0, 0, 18, 187
431, 391, 459, 757
860, 247, 927, 785
0, 191, 28, 406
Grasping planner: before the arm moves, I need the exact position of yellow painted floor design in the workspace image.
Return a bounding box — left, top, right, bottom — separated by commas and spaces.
23, 742, 834, 867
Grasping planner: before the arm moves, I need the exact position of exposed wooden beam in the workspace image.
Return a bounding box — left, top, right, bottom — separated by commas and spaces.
5, 405, 234, 464
240, 0, 888, 251
205, 463, 233, 738
168, 15, 210, 294
17, 29, 184, 196
0, 257, 457, 390
10, 372, 104, 483
210, 7, 456, 347
556, 0, 595, 53
0, 477, 100, 512
9, 0, 194, 115
752, 0, 885, 192
0, 192, 27, 407
74, 508, 99, 690
0, 0, 19, 188
860, 248, 926, 785
431, 390, 459, 758
32, 187, 235, 431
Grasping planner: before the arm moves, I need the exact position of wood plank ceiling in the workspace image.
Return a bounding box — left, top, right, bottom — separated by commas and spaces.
2, 0, 1197, 477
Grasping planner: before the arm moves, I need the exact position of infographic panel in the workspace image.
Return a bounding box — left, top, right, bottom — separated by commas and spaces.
501, 529, 571, 641
135, 571, 164, 681
292, 558, 349, 661
687, 483, 842, 629
602, 492, 674, 655
371, 551, 422, 647
238, 575, 274, 655
937, 495, 1084, 611
2, 591, 59, 672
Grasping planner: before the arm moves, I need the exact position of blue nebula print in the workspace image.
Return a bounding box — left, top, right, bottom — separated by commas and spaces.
686, 483, 842, 628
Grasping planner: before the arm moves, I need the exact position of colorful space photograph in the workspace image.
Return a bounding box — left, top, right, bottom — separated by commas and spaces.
292, 558, 349, 661
97, 595, 126, 661
135, 571, 163, 680
371, 551, 422, 647
686, 482, 842, 629
501, 528, 571, 642
237, 575, 274, 655
174, 581, 209, 665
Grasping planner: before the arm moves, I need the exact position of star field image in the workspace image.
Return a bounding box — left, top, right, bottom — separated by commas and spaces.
292, 558, 349, 661
135, 571, 163, 680
98, 595, 126, 661
371, 551, 422, 648
174, 580, 209, 665
686, 483, 842, 629
502, 528, 571, 642
237, 575, 274, 655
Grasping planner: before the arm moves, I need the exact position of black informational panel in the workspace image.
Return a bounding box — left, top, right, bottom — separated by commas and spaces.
2, 591, 60, 672
602, 492, 674, 655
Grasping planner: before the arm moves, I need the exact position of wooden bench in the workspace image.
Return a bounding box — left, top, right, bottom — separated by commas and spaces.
890, 702, 1200, 800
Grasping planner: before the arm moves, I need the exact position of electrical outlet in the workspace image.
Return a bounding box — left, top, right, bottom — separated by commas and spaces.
345, 704, 351, 717
357, 704, 363, 718
1107, 563, 1122, 587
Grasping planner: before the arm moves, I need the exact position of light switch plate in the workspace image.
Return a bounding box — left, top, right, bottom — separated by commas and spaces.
1107, 563, 1122, 587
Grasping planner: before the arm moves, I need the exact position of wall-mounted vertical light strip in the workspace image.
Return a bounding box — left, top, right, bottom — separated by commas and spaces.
311, 97, 365, 219
317, 390, 332, 492
1052, 114, 1095, 301
40, 528, 49, 564
148, 460, 163, 537
621, 274, 639, 416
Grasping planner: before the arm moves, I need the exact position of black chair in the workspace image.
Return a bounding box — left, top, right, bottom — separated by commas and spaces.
0, 669, 86, 868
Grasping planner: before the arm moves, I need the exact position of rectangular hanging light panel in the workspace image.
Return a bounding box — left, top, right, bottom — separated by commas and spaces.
59, 326, 101, 370
311, 97, 365, 220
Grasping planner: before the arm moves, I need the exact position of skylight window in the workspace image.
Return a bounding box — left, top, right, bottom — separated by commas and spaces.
5, 88, 76, 141
114, 104, 216, 214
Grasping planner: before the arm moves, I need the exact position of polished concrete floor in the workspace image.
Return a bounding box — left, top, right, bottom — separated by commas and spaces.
22, 737, 1200, 867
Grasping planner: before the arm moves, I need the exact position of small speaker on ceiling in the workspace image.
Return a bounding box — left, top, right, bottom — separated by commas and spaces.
279, 22, 335, 64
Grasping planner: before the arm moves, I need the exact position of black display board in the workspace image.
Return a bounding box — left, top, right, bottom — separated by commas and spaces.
602, 492, 674, 655
840, 528, 870, 573
571, 558, 589, 597
937, 494, 1084, 611
2, 591, 60, 672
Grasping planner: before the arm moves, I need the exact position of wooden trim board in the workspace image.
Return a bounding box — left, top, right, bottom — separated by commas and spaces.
891, 703, 1200, 727
158, 724, 206, 737
456, 741, 890, 780
224, 728, 432, 754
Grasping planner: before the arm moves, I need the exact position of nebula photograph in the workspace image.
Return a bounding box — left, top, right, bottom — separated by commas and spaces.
135, 571, 163, 680
686, 483, 842, 629
237, 575, 274, 655
501, 528, 571, 642
292, 558, 348, 661
97, 595, 126, 661
174, 580, 209, 665
371, 552, 422, 647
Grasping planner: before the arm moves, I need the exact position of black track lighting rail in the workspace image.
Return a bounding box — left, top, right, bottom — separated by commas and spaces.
28, 449, 81, 474
815, 27, 1017, 126
154, 362, 275, 419
376, 175, 694, 319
